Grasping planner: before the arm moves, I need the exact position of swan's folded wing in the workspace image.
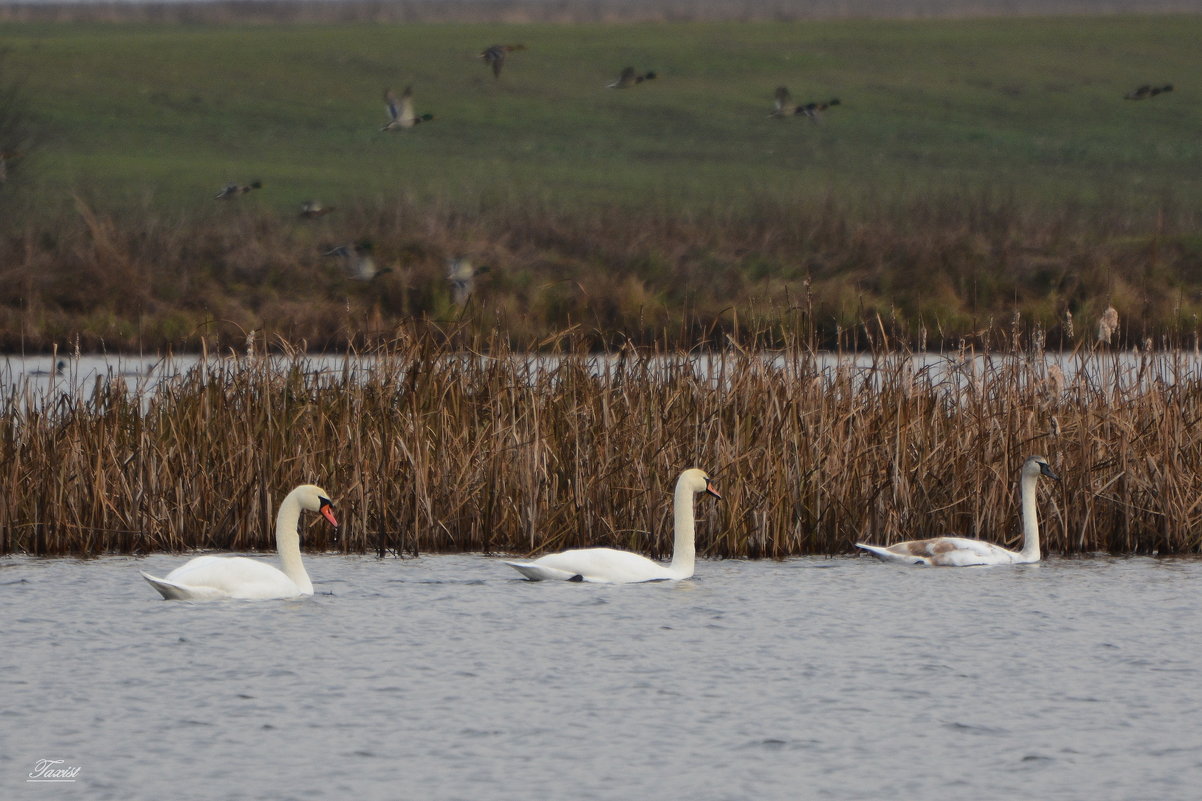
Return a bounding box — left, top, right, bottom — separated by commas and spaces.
855, 542, 930, 564
141, 571, 229, 601
926, 538, 1015, 566
503, 561, 580, 581
151, 556, 304, 599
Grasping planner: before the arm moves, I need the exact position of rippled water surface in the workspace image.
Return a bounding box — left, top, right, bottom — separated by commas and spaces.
3, 555, 1202, 800
8, 350, 1202, 403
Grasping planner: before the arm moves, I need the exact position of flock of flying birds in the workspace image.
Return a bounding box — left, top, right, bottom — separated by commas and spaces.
211, 171, 488, 302
210, 41, 1177, 305
208, 43, 679, 303
375, 44, 667, 130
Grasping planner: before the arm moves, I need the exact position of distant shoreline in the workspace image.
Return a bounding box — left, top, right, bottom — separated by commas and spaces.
2, 0, 1202, 25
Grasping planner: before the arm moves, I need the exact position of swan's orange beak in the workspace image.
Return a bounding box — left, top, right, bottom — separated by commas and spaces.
705, 480, 722, 500
319, 499, 339, 527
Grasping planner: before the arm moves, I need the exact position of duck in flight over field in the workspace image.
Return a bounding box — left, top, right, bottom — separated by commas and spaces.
447, 258, 490, 306
324, 241, 389, 281
504, 468, 721, 583
800, 99, 840, 122
480, 44, 526, 78
608, 67, 657, 88
1124, 84, 1173, 100
382, 86, 434, 131
769, 86, 802, 117
299, 200, 335, 219
769, 88, 840, 122
856, 456, 1059, 566
141, 484, 338, 600
215, 181, 262, 199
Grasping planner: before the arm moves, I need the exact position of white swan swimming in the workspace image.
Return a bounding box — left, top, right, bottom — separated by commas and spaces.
141, 484, 338, 600
504, 468, 721, 583
855, 455, 1059, 566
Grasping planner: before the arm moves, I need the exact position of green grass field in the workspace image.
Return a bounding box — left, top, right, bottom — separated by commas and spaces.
1, 15, 1201, 351
3, 15, 1199, 217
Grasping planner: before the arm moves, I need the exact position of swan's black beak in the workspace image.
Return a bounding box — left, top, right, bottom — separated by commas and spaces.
705, 480, 722, 500
319, 498, 339, 527
1040, 463, 1060, 482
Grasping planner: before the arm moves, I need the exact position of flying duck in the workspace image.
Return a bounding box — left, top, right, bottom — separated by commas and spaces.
324, 241, 390, 281
608, 67, 657, 89
382, 86, 434, 131
480, 44, 526, 78
1124, 84, 1173, 100
215, 181, 262, 199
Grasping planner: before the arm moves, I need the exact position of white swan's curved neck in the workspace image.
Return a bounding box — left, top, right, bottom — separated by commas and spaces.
667, 479, 697, 579
275, 492, 312, 594
1018, 471, 1041, 563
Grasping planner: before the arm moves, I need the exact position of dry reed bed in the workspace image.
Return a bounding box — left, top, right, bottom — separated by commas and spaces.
3, 333, 1202, 557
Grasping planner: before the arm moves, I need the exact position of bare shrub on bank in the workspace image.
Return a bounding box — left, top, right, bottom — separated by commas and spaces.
3, 191, 1200, 353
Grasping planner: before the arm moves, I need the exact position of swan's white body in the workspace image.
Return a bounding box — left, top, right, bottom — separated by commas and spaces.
855, 536, 1034, 567
141, 484, 338, 600
505, 468, 720, 583
505, 547, 684, 583
856, 456, 1058, 567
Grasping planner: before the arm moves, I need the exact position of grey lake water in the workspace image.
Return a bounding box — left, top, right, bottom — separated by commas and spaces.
8, 348, 1202, 408
2, 554, 1201, 800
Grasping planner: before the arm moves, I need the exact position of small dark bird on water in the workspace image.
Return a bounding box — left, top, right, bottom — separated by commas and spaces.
480, 44, 526, 78
30, 360, 67, 377
1124, 84, 1173, 100
215, 181, 262, 199
608, 67, 657, 89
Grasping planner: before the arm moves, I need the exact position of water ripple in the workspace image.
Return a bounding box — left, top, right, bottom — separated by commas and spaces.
3, 554, 1202, 801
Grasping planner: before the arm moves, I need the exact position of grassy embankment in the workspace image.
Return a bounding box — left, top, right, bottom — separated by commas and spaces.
3, 333, 1201, 557
0, 16, 1200, 350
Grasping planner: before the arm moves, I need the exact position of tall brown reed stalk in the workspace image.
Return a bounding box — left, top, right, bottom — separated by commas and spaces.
3, 327, 1202, 558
